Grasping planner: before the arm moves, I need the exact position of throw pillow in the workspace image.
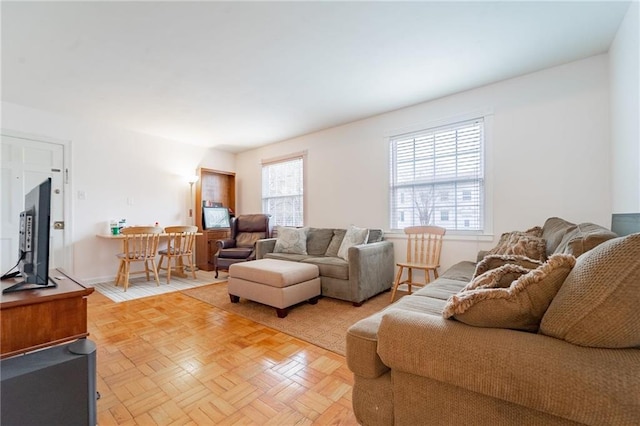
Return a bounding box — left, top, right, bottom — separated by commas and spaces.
463, 264, 532, 292
443, 254, 576, 332
539, 233, 640, 348
473, 254, 543, 278
337, 225, 369, 261
325, 229, 346, 257
487, 231, 547, 262
273, 226, 308, 255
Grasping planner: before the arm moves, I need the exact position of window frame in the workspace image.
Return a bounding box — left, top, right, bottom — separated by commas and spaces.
387, 111, 493, 237
261, 151, 307, 227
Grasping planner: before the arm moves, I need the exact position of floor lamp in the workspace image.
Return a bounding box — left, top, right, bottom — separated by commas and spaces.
188, 175, 199, 225
187, 175, 199, 271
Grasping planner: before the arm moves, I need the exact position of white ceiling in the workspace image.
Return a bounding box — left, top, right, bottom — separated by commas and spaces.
1, 1, 631, 153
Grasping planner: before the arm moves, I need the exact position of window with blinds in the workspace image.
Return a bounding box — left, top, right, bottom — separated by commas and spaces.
262, 155, 304, 227
389, 118, 484, 231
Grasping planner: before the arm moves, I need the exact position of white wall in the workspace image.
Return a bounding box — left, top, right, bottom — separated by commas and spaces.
610, 1, 640, 213
1, 101, 235, 282
236, 55, 612, 270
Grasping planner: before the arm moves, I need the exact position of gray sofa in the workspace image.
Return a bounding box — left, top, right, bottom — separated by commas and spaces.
256, 227, 394, 306
347, 217, 640, 425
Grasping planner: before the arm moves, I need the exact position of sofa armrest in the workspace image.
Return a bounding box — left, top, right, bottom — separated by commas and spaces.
216, 238, 236, 250
348, 241, 395, 303
377, 310, 640, 425
255, 238, 277, 259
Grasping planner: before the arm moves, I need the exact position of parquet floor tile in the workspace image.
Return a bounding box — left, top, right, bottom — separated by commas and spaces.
88, 290, 359, 425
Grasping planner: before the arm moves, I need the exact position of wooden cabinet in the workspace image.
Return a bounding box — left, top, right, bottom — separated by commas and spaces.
1, 269, 94, 359
195, 168, 236, 271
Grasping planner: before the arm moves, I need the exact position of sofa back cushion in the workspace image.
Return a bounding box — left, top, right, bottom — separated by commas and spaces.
306, 228, 335, 255
542, 217, 577, 257
553, 222, 617, 257
236, 232, 265, 248
540, 233, 640, 348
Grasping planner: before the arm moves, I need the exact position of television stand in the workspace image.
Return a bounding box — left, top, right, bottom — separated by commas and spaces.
1, 268, 94, 359
2, 277, 57, 294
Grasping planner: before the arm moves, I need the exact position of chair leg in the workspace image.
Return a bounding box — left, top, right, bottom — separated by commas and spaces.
166, 256, 173, 284
150, 260, 160, 286
390, 266, 404, 302
186, 255, 196, 279
407, 268, 413, 294
123, 261, 130, 291
144, 260, 151, 281
115, 260, 124, 286
157, 255, 165, 275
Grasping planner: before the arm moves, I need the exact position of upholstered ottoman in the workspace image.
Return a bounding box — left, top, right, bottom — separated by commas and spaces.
228, 259, 321, 318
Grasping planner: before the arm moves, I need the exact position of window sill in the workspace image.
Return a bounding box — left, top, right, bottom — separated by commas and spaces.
383, 231, 494, 243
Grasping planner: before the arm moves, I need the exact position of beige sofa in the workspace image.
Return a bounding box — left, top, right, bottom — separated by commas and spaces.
347, 217, 640, 425
256, 227, 394, 306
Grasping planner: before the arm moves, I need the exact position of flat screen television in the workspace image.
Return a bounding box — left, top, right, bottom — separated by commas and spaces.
611, 213, 640, 237
2, 178, 55, 294
202, 207, 231, 229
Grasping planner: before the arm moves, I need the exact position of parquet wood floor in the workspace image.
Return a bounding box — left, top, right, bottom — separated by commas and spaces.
87, 289, 359, 425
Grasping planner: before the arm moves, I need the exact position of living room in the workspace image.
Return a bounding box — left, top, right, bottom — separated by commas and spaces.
1, 1, 639, 424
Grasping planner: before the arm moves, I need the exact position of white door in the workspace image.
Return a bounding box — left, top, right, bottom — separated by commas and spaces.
1, 134, 66, 273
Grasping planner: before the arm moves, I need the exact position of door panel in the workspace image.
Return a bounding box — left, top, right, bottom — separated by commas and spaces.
1, 135, 65, 273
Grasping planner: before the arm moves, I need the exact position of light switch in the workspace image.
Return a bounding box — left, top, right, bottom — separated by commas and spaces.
127, 197, 134, 206
77, 190, 86, 200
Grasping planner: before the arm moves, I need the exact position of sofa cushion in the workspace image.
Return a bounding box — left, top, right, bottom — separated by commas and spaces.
438, 261, 477, 282
553, 222, 617, 257
542, 217, 577, 257
473, 254, 542, 278
325, 229, 346, 257
301, 256, 349, 280
338, 225, 369, 260
442, 254, 576, 332
306, 228, 335, 256
264, 252, 312, 262
274, 226, 308, 255
540, 233, 640, 348
412, 277, 468, 301
487, 231, 547, 262
217, 247, 255, 259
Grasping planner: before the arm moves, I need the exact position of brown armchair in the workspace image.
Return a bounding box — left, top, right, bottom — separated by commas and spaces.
213, 214, 272, 278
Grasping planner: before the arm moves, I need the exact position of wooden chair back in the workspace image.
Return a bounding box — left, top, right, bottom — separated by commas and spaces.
404, 225, 446, 267
121, 226, 163, 260
164, 225, 198, 255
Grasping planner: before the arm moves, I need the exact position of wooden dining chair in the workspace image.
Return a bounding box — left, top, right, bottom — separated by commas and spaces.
115, 226, 162, 291
390, 225, 446, 302
157, 225, 198, 284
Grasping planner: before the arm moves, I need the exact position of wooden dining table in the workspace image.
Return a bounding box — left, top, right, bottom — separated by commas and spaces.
96, 232, 203, 278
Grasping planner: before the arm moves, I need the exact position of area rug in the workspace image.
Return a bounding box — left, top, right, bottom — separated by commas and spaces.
182, 282, 398, 355
92, 270, 227, 303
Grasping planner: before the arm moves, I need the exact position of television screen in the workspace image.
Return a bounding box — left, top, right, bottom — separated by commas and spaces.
3, 178, 55, 294
203, 207, 230, 229
611, 213, 640, 237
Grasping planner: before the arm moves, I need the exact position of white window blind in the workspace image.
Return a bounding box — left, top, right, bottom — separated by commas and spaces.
262, 155, 304, 227
389, 118, 484, 231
